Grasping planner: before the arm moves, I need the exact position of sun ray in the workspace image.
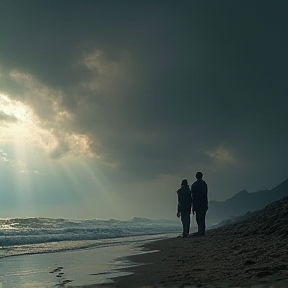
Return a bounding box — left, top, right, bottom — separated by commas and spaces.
0, 93, 122, 219
60, 158, 124, 219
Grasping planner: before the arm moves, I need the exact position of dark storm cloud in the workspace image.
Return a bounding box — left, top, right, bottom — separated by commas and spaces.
0, 1, 287, 195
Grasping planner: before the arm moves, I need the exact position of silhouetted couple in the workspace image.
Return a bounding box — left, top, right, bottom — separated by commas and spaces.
177, 172, 208, 237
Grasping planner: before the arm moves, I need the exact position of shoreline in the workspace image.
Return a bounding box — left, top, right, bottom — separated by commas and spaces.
114, 235, 288, 287
73, 196, 288, 288
71, 230, 288, 288
69, 195, 288, 288
0, 234, 174, 288
3, 197, 288, 287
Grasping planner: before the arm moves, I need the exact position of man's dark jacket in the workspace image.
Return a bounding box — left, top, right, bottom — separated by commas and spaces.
191, 179, 208, 212
177, 185, 192, 213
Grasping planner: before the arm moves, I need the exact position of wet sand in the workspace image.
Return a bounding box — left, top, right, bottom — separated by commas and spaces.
0, 243, 138, 287
0, 234, 172, 288
69, 197, 288, 288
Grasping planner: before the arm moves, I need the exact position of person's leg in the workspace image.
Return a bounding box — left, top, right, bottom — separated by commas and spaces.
180, 213, 185, 236
183, 212, 190, 235
195, 211, 201, 234
198, 210, 207, 235
203, 210, 206, 234
181, 213, 190, 236
187, 213, 191, 235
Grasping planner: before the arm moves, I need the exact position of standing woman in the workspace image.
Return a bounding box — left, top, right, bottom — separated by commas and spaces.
177, 179, 192, 237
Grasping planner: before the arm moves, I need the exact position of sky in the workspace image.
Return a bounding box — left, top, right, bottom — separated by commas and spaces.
0, 0, 287, 220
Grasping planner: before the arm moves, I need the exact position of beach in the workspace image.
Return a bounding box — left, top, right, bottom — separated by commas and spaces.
2, 228, 288, 288
1, 197, 288, 288
110, 231, 288, 288
70, 196, 288, 288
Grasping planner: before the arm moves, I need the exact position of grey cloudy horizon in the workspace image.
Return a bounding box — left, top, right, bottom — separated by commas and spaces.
0, 0, 287, 219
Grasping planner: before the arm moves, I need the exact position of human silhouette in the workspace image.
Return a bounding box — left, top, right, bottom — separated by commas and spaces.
176, 179, 192, 237
191, 172, 208, 235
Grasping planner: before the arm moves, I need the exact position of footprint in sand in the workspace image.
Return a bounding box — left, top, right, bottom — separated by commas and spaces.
49, 266, 64, 273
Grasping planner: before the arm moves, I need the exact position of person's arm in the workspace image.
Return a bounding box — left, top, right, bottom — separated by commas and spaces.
189, 188, 192, 214
205, 182, 208, 211
191, 184, 195, 214
177, 190, 181, 217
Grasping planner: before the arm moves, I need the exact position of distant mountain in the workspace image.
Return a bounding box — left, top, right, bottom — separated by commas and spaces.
207, 178, 288, 226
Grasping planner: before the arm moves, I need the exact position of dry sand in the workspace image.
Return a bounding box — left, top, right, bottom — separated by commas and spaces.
69, 196, 288, 288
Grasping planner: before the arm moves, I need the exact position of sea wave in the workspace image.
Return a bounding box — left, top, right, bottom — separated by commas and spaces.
0, 217, 179, 247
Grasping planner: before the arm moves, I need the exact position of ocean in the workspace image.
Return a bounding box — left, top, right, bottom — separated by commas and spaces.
0, 217, 180, 287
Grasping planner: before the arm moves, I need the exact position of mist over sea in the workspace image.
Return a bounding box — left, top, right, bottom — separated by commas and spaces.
0, 217, 180, 258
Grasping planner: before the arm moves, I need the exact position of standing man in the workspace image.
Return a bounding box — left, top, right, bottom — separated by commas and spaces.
177, 179, 192, 237
191, 172, 208, 236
